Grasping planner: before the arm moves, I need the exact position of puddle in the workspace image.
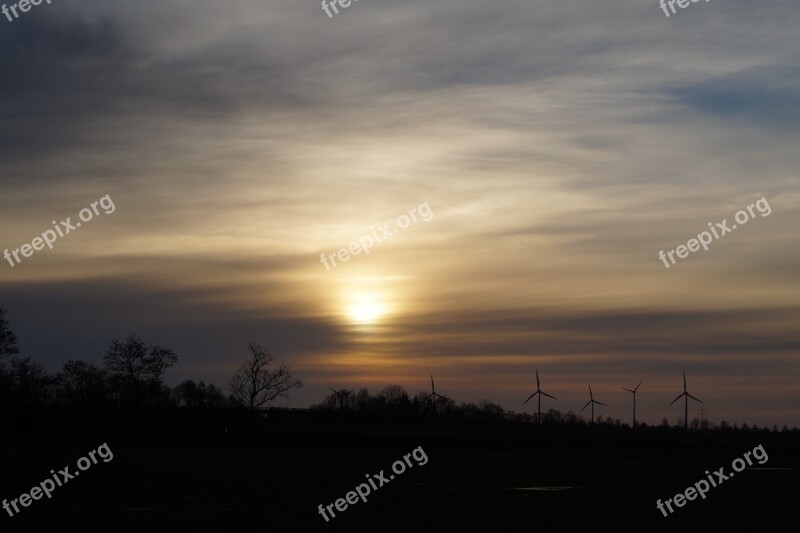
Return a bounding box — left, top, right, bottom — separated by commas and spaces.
506, 486, 575, 491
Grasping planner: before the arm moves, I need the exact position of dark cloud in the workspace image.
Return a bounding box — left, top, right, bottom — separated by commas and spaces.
0, 0, 799, 425
374, 307, 800, 360
0, 12, 314, 168
0, 272, 347, 377
670, 65, 800, 131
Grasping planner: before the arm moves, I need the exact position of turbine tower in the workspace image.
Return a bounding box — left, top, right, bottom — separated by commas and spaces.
668, 371, 702, 430
622, 381, 643, 427
423, 375, 449, 413
522, 370, 557, 424
581, 385, 606, 424
328, 388, 355, 410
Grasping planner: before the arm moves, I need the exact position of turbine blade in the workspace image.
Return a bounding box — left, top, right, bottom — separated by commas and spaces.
536, 370, 540, 389
439, 395, 450, 402
596, 401, 607, 407
688, 393, 703, 403
622, 388, 634, 393
581, 400, 592, 412
522, 392, 536, 405
684, 371, 687, 392
347, 389, 356, 395
431, 375, 435, 389
541, 391, 557, 400
635, 381, 643, 392
328, 388, 338, 394
668, 392, 685, 406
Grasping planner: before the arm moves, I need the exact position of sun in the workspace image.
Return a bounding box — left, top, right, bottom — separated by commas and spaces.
346, 293, 387, 325
347, 301, 386, 324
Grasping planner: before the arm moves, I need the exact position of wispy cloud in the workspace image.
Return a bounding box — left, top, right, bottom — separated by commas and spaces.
1, 0, 799, 425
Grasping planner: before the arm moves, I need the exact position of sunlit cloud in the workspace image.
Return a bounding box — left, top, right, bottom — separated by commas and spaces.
0, 0, 798, 425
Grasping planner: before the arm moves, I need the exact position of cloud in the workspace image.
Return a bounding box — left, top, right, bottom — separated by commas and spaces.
670, 65, 800, 131
1, 0, 799, 424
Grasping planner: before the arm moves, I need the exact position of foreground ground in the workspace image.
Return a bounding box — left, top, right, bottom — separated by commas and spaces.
0, 426, 796, 532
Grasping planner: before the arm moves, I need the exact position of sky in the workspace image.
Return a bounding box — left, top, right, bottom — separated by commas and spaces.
0, 0, 798, 427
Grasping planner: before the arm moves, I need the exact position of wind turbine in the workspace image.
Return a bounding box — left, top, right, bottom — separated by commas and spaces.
622, 381, 643, 427
581, 385, 606, 424
668, 371, 702, 430
328, 388, 355, 410
522, 370, 557, 424
423, 375, 449, 413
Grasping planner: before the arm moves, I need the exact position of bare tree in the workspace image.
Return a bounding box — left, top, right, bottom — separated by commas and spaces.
103, 333, 178, 406
7, 356, 53, 407
202, 383, 227, 408
0, 307, 19, 360
379, 384, 409, 412
172, 380, 225, 408
355, 387, 372, 412
145, 345, 178, 384
229, 343, 302, 417
57, 359, 106, 408
104, 333, 149, 381
173, 380, 199, 407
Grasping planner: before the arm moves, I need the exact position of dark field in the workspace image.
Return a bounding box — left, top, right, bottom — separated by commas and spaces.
1, 427, 797, 532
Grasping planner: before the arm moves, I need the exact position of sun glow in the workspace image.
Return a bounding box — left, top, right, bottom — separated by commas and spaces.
344, 290, 390, 325
347, 301, 386, 324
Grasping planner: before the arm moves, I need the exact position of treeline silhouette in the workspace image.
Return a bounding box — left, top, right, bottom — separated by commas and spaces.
0, 306, 795, 440
0, 307, 303, 440
309, 385, 797, 434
